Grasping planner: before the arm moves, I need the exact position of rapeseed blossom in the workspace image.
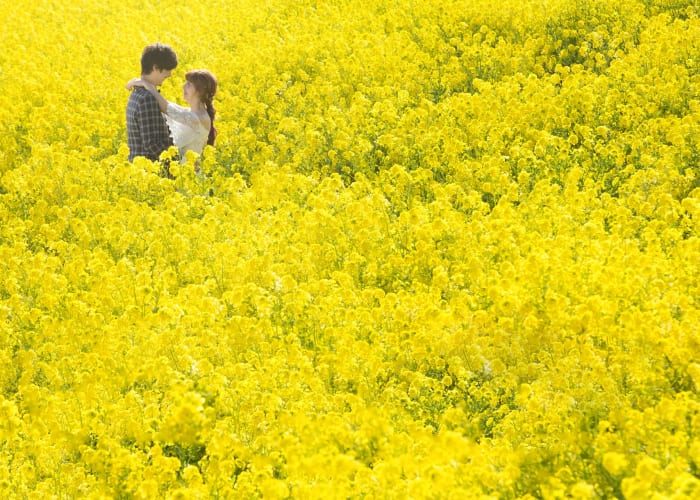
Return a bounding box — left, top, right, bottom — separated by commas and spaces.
1, 0, 699, 497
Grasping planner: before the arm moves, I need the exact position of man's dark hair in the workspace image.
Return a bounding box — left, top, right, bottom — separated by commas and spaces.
141, 43, 178, 75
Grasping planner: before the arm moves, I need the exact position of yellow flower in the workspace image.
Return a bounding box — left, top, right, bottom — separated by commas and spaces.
602, 451, 628, 476
570, 481, 596, 498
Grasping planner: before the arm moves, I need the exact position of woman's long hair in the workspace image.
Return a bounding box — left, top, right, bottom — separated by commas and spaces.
186, 69, 218, 146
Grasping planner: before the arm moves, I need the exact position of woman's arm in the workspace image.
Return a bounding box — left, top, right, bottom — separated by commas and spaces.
126, 78, 169, 113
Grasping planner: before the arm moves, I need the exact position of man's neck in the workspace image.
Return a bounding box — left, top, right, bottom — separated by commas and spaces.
142, 74, 159, 86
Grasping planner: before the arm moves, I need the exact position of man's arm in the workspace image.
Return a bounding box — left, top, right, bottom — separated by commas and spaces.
137, 93, 172, 159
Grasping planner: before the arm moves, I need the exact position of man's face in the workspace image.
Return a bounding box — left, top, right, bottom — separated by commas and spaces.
150, 66, 172, 86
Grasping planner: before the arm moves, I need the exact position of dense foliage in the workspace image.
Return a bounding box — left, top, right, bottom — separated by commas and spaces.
1, 0, 699, 497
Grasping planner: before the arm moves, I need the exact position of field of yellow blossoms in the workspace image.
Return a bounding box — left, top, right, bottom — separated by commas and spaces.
1, 0, 699, 498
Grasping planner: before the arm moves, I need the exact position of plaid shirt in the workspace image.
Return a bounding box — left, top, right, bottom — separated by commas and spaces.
126, 87, 173, 162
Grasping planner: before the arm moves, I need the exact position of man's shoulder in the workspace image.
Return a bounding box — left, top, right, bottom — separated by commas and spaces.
128, 87, 158, 106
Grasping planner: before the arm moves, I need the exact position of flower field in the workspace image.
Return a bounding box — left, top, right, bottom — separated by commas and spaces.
1, 0, 700, 497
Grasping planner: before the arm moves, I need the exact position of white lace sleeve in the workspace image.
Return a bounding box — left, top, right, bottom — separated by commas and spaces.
165, 102, 202, 129
161, 102, 210, 155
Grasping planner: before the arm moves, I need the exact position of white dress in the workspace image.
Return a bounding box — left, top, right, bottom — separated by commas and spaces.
163, 102, 209, 159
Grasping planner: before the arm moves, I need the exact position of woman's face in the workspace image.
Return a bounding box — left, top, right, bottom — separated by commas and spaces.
183, 80, 199, 103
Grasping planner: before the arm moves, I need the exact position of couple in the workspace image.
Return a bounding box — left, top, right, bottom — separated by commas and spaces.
125, 43, 217, 170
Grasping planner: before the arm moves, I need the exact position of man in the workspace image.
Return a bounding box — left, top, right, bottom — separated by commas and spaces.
126, 43, 178, 164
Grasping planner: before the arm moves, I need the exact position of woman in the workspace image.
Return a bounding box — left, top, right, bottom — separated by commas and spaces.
127, 69, 217, 159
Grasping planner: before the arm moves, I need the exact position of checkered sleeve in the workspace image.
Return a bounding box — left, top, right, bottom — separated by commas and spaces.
139, 92, 172, 160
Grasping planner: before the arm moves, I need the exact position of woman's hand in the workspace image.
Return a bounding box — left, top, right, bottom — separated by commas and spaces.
125, 78, 156, 93
126, 78, 143, 90
126, 78, 168, 113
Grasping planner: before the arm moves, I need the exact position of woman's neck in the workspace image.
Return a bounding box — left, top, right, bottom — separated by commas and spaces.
187, 97, 203, 112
